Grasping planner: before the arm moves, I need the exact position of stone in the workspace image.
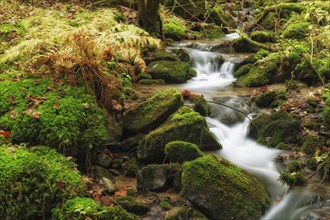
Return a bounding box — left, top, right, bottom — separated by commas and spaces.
138, 107, 222, 163
181, 155, 270, 220
97, 153, 112, 168
123, 88, 183, 134
101, 177, 117, 194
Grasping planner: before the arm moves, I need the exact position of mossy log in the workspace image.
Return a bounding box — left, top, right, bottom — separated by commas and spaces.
246, 3, 305, 32
236, 30, 276, 52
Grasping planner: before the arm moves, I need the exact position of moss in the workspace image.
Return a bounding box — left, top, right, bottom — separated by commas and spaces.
249, 110, 302, 147
255, 91, 277, 107
52, 197, 137, 220
323, 92, 330, 127
0, 145, 87, 219
163, 18, 186, 41
146, 60, 194, 83
159, 201, 172, 210
138, 107, 221, 163
139, 79, 165, 85
207, 5, 236, 28
306, 157, 318, 170
285, 79, 300, 90
123, 158, 139, 177
191, 95, 209, 116
275, 142, 291, 150
232, 37, 259, 53
165, 207, 194, 220
251, 30, 275, 43
279, 171, 307, 187
181, 155, 269, 220
287, 160, 301, 173
301, 135, 325, 155
234, 63, 252, 78
123, 88, 183, 133
138, 73, 152, 80
282, 22, 310, 40
0, 78, 109, 154
164, 141, 203, 164
237, 52, 281, 87
114, 196, 149, 215
199, 25, 225, 39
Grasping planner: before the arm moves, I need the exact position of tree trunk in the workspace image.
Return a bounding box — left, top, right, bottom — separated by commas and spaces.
137, 0, 162, 36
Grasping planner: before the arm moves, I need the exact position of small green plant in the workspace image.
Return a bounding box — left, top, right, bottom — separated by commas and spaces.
119, 72, 132, 99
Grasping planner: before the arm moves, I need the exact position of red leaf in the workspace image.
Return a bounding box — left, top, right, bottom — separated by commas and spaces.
103, 149, 114, 158
0, 130, 11, 137
114, 188, 127, 197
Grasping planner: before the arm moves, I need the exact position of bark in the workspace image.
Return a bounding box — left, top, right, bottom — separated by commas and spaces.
137, 0, 162, 36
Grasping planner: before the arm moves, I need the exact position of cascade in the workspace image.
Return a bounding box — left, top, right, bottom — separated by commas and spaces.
169, 36, 327, 219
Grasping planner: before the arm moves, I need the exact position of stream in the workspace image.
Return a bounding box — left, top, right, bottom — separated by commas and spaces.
168, 35, 329, 220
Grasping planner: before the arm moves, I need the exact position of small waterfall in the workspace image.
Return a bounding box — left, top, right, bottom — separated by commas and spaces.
219, 61, 235, 78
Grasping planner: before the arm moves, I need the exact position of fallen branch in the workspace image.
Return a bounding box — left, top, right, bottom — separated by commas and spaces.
236, 29, 277, 52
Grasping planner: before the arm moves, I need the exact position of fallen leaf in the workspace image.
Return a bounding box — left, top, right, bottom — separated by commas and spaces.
114, 188, 127, 197
0, 130, 11, 137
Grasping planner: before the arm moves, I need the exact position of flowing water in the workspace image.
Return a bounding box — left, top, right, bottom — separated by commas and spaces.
168, 37, 329, 219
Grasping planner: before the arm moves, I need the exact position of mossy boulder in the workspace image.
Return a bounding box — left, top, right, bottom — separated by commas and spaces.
301, 135, 325, 155
255, 91, 277, 107
232, 37, 260, 53
251, 30, 275, 43
164, 141, 204, 164
191, 95, 209, 116
0, 145, 87, 219
137, 164, 182, 192
146, 60, 196, 83
181, 155, 270, 220
52, 197, 137, 220
237, 53, 281, 87
233, 63, 252, 78
123, 88, 183, 133
144, 50, 178, 65
282, 22, 310, 40
207, 5, 236, 28
138, 107, 222, 163
248, 110, 303, 147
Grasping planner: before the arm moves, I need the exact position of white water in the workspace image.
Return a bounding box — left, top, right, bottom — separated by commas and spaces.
170, 36, 325, 219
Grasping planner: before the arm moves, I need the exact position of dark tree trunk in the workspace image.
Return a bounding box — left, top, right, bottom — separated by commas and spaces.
137, 0, 162, 36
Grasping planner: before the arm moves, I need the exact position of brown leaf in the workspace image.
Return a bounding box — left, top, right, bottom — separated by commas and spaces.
114, 188, 127, 197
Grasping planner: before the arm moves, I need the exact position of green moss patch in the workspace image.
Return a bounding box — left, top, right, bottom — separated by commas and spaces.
165, 141, 203, 164
163, 18, 186, 41
282, 22, 310, 40
0, 145, 87, 219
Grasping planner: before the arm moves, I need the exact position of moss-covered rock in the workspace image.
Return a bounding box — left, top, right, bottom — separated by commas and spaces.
237, 53, 281, 87
139, 79, 165, 85
282, 22, 310, 40
207, 5, 236, 28
301, 135, 325, 155
181, 155, 270, 220
123, 88, 183, 133
164, 0, 208, 20
146, 60, 195, 83
248, 110, 303, 147
232, 37, 260, 53
0, 145, 87, 219
52, 197, 137, 220
144, 50, 178, 65
163, 18, 186, 41
0, 78, 110, 155
255, 91, 277, 107
114, 196, 149, 215
251, 30, 275, 43
233, 63, 252, 78
164, 141, 203, 164
137, 164, 182, 192
123, 157, 139, 177
191, 95, 209, 116
138, 107, 222, 163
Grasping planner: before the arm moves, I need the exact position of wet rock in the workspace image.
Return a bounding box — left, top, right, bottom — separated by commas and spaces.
123, 88, 183, 134
111, 159, 123, 170
109, 169, 120, 176
101, 177, 117, 194
97, 153, 112, 168
248, 110, 303, 147
255, 91, 277, 107
181, 155, 270, 220
137, 164, 182, 192
191, 95, 209, 116
115, 196, 149, 215
144, 50, 178, 65
108, 133, 145, 153
123, 157, 139, 177
138, 106, 221, 163
146, 60, 196, 83
164, 141, 203, 164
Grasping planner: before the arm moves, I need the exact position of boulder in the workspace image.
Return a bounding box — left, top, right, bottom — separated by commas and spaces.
146, 61, 196, 83
138, 106, 222, 163
143, 50, 178, 65
164, 141, 203, 164
137, 164, 182, 192
100, 177, 117, 194
181, 155, 270, 220
123, 88, 183, 133
191, 95, 209, 116
248, 110, 303, 147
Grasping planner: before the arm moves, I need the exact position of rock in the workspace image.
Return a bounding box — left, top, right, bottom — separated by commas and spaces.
181, 155, 270, 220
164, 141, 203, 164
137, 164, 182, 192
144, 50, 178, 65
93, 165, 111, 180
106, 113, 123, 142
97, 153, 112, 168
248, 110, 303, 147
255, 91, 277, 107
101, 177, 117, 194
115, 196, 149, 215
109, 169, 120, 176
191, 95, 209, 116
111, 159, 123, 170
164, 0, 207, 20
123, 157, 139, 177
108, 133, 145, 153
146, 61, 196, 83
123, 88, 183, 134
138, 106, 222, 163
